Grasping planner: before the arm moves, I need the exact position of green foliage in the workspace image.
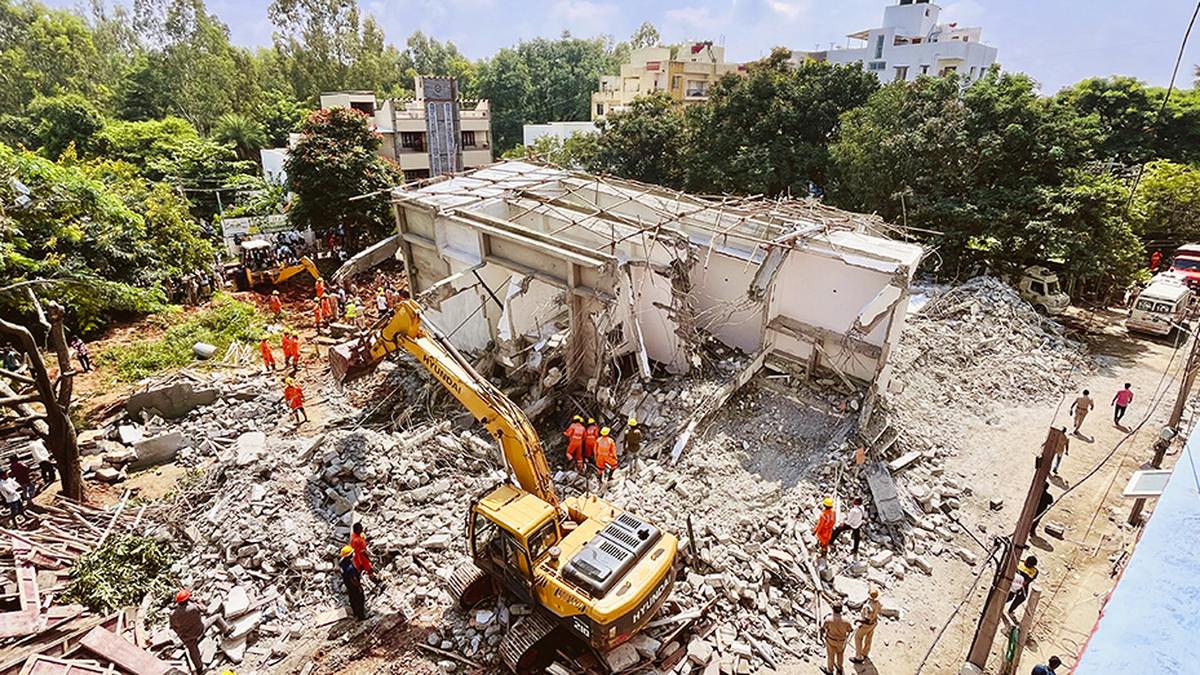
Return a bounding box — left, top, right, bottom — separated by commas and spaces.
222, 173, 286, 217
828, 68, 1135, 284
502, 132, 599, 171
99, 293, 262, 380
94, 116, 202, 166
27, 93, 105, 158
62, 534, 176, 613
211, 112, 267, 161
685, 53, 879, 196
592, 93, 688, 187
0, 0, 109, 117
479, 35, 617, 152
399, 31, 478, 96
285, 107, 397, 244
0, 141, 212, 331
1055, 77, 1200, 166
1134, 160, 1200, 247
255, 90, 307, 147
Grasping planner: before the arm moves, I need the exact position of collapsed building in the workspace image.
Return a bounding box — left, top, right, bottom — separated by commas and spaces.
385, 161, 926, 406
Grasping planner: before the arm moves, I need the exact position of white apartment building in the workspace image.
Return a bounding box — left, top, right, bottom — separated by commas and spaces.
793, 0, 997, 83
320, 77, 493, 182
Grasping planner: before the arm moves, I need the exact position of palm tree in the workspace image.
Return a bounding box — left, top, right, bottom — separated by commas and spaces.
212, 113, 267, 162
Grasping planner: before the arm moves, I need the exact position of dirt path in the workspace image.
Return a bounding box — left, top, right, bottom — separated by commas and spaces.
859, 313, 1184, 674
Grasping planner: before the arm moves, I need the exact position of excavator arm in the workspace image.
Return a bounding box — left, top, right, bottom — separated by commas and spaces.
330, 301, 559, 507
270, 256, 320, 285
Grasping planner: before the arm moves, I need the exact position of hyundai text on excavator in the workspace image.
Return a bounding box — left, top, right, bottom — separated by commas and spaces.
330, 298, 678, 672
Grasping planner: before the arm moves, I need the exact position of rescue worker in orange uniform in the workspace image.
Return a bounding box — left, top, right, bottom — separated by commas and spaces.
595, 427, 618, 480
564, 415, 586, 471
584, 418, 599, 462
269, 290, 283, 320
350, 522, 377, 579
312, 297, 325, 333
284, 377, 308, 423
258, 336, 276, 372
321, 294, 335, 326
315, 277, 326, 299
286, 330, 302, 369
814, 497, 837, 556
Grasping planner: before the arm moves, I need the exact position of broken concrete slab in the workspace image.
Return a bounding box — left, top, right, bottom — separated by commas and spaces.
833, 576, 870, 608
223, 586, 250, 618
235, 432, 266, 466
126, 381, 219, 419
131, 431, 185, 469
604, 642, 641, 671
117, 425, 143, 445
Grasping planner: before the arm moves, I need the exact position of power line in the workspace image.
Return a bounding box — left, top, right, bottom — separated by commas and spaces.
1123, 0, 1200, 214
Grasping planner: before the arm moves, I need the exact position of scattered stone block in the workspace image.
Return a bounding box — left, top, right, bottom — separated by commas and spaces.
869, 551, 893, 568
604, 643, 641, 671
687, 638, 714, 665
1044, 522, 1066, 539
126, 381, 218, 419
132, 431, 185, 469
223, 586, 250, 618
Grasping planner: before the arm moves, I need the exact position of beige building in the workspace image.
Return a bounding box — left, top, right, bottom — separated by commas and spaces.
320, 77, 493, 182
591, 43, 744, 120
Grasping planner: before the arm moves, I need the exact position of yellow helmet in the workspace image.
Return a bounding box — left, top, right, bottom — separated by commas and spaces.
285, 377, 295, 385
272, 290, 279, 295
628, 418, 637, 427
587, 418, 595, 424
823, 498, 834, 508
340, 545, 353, 557
601, 427, 611, 436
572, 415, 583, 423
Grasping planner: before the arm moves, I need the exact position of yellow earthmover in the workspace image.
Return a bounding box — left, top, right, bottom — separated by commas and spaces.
330, 299, 677, 672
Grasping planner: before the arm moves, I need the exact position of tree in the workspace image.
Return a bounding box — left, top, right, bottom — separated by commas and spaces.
27, 94, 105, 158
502, 132, 599, 170
478, 35, 617, 153
254, 89, 307, 147
477, 48, 533, 152
284, 107, 397, 248
267, 0, 405, 101
1133, 160, 1200, 248
829, 68, 1118, 282
399, 31, 478, 95
592, 93, 687, 187
1056, 77, 1200, 166
212, 112, 266, 161
629, 21, 660, 49
685, 51, 878, 196
0, 0, 108, 117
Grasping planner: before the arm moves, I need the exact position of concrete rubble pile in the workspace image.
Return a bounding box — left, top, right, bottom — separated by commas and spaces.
148, 421, 511, 673
593, 386, 907, 673
888, 275, 1091, 450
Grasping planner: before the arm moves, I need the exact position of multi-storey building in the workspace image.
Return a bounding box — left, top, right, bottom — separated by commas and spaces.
590, 43, 744, 120
793, 0, 997, 83
320, 77, 493, 182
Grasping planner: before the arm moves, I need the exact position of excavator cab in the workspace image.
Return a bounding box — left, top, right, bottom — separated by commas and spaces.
467, 488, 561, 605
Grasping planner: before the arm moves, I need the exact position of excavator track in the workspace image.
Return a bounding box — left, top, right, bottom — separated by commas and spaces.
499, 610, 559, 673
445, 563, 493, 610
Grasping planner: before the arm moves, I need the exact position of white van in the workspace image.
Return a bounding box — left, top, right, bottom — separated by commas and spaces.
1128, 275, 1193, 337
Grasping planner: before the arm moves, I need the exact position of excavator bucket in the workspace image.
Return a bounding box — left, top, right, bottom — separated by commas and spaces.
329, 337, 378, 383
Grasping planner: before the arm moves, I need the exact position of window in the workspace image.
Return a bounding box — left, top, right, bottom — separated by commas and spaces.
940, 65, 958, 76
920, 65, 930, 75
1136, 299, 1174, 314
527, 520, 558, 561
671, 75, 683, 91
349, 101, 374, 116
685, 80, 709, 97
596, 103, 604, 116
894, 66, 909, 81
461, 130, 476, 147
1047, 281, 1061, 295
868, 61, 886, 71
1030, 281, 1045, 295
400, 132, 424, 151
874, 34, 885, 59
1174, 258, 1200, 271
969, 66, 977, 79
472, 512, 500, 558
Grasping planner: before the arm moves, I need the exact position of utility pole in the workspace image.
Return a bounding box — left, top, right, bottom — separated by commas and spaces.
962, 427, 1066, 673
1168, 329, 1200, 429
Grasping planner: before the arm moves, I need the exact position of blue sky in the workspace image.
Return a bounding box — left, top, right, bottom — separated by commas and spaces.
54, 0, 1200, 93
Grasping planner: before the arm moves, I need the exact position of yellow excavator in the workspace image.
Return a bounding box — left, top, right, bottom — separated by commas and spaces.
330, 299, 678, 672
234, 239, 321, 289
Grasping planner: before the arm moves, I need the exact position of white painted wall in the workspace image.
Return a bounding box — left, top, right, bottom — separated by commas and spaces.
522, 122, 599, 146
690, 250, 764, 354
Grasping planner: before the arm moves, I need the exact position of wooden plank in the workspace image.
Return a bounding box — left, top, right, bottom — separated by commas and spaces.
79, 627, 170, 675
20, 655, 109, 675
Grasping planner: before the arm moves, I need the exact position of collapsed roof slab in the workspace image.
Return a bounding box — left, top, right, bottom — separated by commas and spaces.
388, 161, 926, 391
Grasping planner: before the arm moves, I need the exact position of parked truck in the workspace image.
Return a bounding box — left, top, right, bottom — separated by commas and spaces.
1017, 266, 1070, 315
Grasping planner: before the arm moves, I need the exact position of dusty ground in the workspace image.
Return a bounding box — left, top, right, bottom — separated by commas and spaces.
61, 287, 1186, 674
853, 307, 1186, 675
